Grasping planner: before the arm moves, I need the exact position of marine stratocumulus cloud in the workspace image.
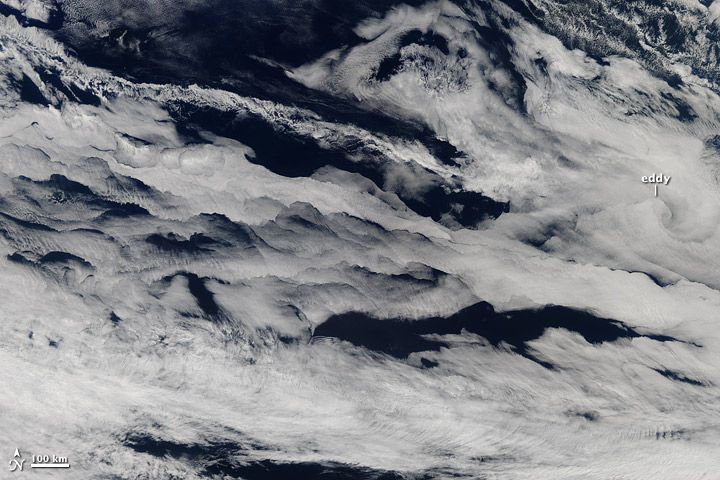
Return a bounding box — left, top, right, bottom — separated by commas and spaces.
0, 0, 719, 478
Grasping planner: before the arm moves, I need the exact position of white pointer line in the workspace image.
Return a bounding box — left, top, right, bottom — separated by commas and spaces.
654, 184, 658, 197
31, 463, 70, 468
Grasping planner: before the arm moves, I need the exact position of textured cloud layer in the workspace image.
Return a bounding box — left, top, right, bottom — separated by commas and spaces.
1, 1, 719, 479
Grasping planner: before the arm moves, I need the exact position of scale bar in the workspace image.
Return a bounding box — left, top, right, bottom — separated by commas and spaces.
31, 463, 70, 468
